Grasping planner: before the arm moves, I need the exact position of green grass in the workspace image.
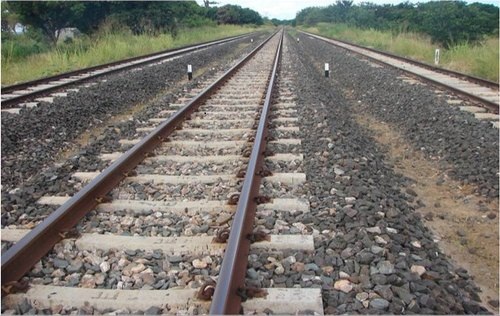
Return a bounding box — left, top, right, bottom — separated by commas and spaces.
300, 23, 499, 82
1, 24, 270, 85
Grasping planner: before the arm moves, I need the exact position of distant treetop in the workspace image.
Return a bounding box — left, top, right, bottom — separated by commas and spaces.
295, 0, 499, 46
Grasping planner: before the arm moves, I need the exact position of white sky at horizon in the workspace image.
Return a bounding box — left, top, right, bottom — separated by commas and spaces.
194, 0, 500, 20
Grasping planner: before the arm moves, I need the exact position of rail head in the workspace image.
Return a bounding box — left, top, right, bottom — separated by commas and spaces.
209, 29, 284, 315
0, 29, 280, 296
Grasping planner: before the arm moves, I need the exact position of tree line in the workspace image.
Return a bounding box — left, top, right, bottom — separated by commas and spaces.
2, 1, 263, 44
296, 1, 499, 47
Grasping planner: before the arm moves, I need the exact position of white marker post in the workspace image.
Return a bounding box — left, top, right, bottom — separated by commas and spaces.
187, 64, 193, 80
325, 63, 329, 78
297, 37, 300, 43
251, 38, 253, 43
434, 49, 440, 65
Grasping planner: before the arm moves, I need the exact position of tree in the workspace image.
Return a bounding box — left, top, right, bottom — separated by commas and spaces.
203, 0, 218, 9
295, 0, 499, 46
7, 1, 109, 44
216, 5, 262, 25
2, 3, 19, 34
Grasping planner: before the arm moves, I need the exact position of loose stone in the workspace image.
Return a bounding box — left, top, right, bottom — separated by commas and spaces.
192, 259, 208, 269
99, 262, 110, 273
334, 279, 353, 293
370, 298, 390, 310
411, 240, 422, 248
410, 265, 426, 276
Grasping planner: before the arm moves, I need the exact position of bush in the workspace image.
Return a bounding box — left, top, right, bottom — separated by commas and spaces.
1, 33, 50, 62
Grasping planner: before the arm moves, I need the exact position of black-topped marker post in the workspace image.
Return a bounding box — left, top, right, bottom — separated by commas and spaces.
187, 64, 193, 80
325, 63, 329, 77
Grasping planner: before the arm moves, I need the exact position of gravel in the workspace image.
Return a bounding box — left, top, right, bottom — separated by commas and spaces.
296, 33, 499, 199
257, 33, 490, 314
1, 32, 270, 228
1, 32, 270, 192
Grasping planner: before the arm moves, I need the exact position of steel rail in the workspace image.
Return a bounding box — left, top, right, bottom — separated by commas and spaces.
209, 30, 283, 315
300, 30, 499, 114
1, 30, 279, 295
1, 32, 258, 108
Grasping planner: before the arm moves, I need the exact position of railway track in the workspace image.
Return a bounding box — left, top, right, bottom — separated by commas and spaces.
1, 30, 323, 314
1, 28, 496, 315
300, 30, 500, 115
0, 32, 255, 112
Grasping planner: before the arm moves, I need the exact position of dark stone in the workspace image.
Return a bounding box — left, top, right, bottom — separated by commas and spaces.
371, 274, 387, 285
52, 258, 69, 269
391, 286, 415, 305
374, 284, 393, 300
16, 298, 32, 314
356, 251, 375, 264
462, 300, 482, 314
144, 306, 162, 315
370, 298, 389, 310
488, 299, 499, 308
247, 268, 259, 280
168, 255, 182, 263
125, 250, 137, 256
406, 188, 417, 196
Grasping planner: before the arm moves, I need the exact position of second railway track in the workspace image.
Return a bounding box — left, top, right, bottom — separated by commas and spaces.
300, 30, 500, 115
2, 30, 324, 314
0, 32, 255, 111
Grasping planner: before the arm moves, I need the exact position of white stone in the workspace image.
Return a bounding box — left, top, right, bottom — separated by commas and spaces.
411, 265, 426, 276
121, 216, 134, 227
81, 275, 96, 288
95, 273, 106, 285
292, 222, 307, 232
130, 263, 146, 274
339, 271, 350, 279
411, 240, 422, 248
366, 227, 382, 234
118, 258, 130, 267
284, 256, 296, 264
100, 262, 110, 273
345, 197, 356, 204
375, 236, 388, 244
356, 292, 369, 301
203, 256, 213, 264
386, 227, 398, 234
274, 264, 285, 275
192, 259, 208, 269
334, 279, 353, 293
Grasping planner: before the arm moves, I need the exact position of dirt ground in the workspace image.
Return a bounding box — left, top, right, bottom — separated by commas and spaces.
352, 105, 499, 312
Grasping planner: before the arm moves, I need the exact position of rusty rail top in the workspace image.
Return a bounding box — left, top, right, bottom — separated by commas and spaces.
1, 31, 259, 108
209, 29, 284, 315
1, 29, 279, 295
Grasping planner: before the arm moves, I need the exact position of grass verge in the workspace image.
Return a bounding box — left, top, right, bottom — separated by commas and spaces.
1, 24, 270, 85
300, 23, 499, 82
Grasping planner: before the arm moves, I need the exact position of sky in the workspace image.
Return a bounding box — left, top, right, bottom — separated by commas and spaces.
195, 0, 500, 20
